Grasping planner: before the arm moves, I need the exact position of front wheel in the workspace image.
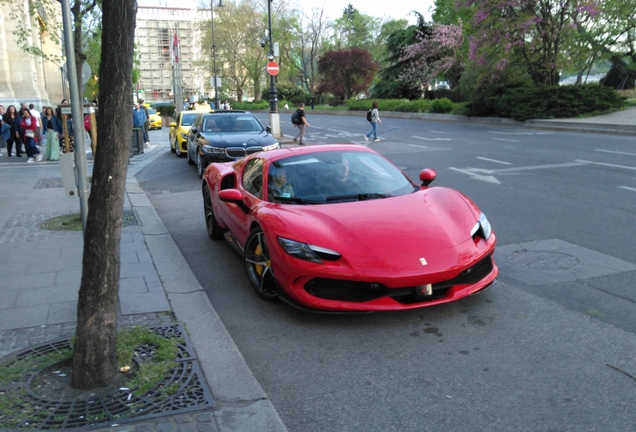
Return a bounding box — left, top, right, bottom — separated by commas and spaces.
244, 227, 280, 301
202, 183, 224, 240
197, 152, 206, 178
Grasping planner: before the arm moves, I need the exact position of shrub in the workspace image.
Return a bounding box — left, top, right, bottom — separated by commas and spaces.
429, 98, 454, 113
468, 83, 626, 120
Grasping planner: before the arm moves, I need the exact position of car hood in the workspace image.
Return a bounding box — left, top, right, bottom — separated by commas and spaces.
269, 188, 483, 274
201, 131, 277, 147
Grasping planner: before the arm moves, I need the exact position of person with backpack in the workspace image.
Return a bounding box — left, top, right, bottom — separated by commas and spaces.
364, 101, 382, 142
292, 103, 309, 145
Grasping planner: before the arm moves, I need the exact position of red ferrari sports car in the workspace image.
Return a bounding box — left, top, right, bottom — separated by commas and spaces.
201, 144, 498, 312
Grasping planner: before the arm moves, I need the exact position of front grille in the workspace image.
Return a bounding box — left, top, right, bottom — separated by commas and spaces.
303, 255, 494, 304
225, 146, 264, 158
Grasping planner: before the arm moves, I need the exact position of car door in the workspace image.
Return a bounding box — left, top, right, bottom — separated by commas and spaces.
220, 158, 265, 245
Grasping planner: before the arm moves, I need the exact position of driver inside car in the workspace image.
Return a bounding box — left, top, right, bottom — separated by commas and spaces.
318, 157, 361, 198
267, 163, 294, 202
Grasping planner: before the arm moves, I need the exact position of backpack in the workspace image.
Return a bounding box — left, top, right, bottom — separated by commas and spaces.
366, 109, 373, 122
291, 109, 300, 125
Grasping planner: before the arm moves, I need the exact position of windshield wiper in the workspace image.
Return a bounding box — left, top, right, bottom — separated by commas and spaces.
271, 196, 322, 204
325, 193, 392, 202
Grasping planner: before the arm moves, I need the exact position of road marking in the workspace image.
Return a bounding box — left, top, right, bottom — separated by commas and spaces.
595, 149, 636, 157
491, 137, 520, 142
576, 160, 636, 171
409, 144, 427, 149
429, 130, 447, 134
449, 161, 585, 184
489, 131, 553, 135
449, 167, 501, 184
413, 135, 451, 141
325, 128, 352, 134
619, 186, 636, 192
476, 157, 512, 165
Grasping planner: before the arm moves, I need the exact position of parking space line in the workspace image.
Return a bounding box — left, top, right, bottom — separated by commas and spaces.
618, 186, 636, 192
476, 157, 512, 165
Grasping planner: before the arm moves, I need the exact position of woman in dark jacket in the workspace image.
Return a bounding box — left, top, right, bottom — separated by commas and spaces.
3, 105, 22, 157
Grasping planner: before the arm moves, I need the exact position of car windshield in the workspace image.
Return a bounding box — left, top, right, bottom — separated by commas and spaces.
205, 115, 263, 133
266, 150, 418, 204
181, 112, 199, 126
148, 108, 156, 115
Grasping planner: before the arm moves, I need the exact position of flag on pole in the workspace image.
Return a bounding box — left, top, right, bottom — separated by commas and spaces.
172, 31, 179, 64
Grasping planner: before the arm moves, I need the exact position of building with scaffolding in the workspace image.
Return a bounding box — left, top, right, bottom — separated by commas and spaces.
135, 5, 206, 106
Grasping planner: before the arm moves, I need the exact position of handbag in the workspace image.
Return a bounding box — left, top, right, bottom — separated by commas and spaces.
25, 130, 35, 138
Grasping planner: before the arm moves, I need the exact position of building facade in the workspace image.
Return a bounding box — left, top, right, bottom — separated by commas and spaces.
135, 5, 206, 105
0, 2, 65, 110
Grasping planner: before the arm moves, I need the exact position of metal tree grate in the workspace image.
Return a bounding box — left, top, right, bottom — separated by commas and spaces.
0, 323, 214, 430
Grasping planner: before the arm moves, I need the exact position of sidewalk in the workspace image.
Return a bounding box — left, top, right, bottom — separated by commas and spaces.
0, 143, 287, 431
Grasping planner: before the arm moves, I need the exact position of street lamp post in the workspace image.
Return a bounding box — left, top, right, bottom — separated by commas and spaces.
210, 0, 224, 110
266, 0, 281, 137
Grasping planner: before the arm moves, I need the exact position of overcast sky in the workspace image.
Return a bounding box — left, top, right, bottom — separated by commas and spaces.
138, 0, 435, 24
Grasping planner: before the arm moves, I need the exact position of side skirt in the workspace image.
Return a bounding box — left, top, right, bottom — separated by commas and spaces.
224, 231, 245, 256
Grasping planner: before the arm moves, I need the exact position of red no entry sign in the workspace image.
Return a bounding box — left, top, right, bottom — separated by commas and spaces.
266, 61, 279, 76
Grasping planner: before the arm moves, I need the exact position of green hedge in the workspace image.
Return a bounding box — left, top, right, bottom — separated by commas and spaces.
467, 83, 626, 121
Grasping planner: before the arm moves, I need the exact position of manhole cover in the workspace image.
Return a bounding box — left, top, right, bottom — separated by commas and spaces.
506, 250, 579, 270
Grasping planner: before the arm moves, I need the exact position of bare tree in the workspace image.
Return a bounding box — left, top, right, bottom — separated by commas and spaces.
291, 5, 328, 93
71, 0, 136, 390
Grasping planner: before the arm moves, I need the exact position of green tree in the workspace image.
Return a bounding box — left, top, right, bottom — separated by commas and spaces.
71, 0, 137, 390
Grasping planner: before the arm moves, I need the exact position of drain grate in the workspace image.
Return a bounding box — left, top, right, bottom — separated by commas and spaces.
122, 209, 141, 227
0, 323, 214, 430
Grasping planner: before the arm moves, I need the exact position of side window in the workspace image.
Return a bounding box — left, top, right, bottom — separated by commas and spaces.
242, 158, 264, 199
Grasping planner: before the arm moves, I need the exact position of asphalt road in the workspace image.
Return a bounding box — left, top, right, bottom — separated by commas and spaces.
138, 115, 636, 431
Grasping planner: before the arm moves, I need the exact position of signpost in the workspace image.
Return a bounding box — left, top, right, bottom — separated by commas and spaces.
266, 61, 279, 76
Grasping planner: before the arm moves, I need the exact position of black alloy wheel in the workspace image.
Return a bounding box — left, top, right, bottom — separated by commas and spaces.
244, 227, 280, 301
202, 183, 224, 240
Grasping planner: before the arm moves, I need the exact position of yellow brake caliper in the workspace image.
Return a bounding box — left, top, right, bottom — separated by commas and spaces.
254, 244, 270, 276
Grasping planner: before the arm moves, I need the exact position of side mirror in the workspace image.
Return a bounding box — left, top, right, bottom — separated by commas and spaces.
419, 169, 437, 186
266, 126, 272, 133
218, 189, 243, 202
190, 127, 198, 134
169, 122, 176, 128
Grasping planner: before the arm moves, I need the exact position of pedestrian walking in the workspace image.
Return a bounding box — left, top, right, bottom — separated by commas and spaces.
364, 101, 382, 142
29, 104, 43, 146
19, 108, 42, 162
293, 103, 310, 145
42, 107, 62, 161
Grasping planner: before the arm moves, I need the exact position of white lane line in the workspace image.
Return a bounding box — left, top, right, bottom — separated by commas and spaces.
476, 157, 512, 165
488, 131, 553, 135
430, 130, 447, 134
413, 135, 451, 141
409, 144, 428, 149
619, 186, 636, 192
491, 137, 520, 142
595, 149, 636, 157
576, 160, 636, 171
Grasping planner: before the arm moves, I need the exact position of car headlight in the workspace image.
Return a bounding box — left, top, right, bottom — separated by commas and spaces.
180, 132, 188, 139
277, 237, 341, 264
263, 142, 280, 151
202, 145, 226, 154
471, 212, 492, 241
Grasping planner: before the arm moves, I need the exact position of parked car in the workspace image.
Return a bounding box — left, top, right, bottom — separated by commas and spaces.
169, 111, 206, 156
201, 144, 498, 312
186, 111, 280, 177
147, 108, 162, 129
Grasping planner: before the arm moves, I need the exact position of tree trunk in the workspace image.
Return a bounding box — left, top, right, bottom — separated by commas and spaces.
71, 0, 137, 390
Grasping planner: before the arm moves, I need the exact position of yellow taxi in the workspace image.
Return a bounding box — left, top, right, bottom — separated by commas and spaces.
169, 110, 210, 156
147, 107, 163, 129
